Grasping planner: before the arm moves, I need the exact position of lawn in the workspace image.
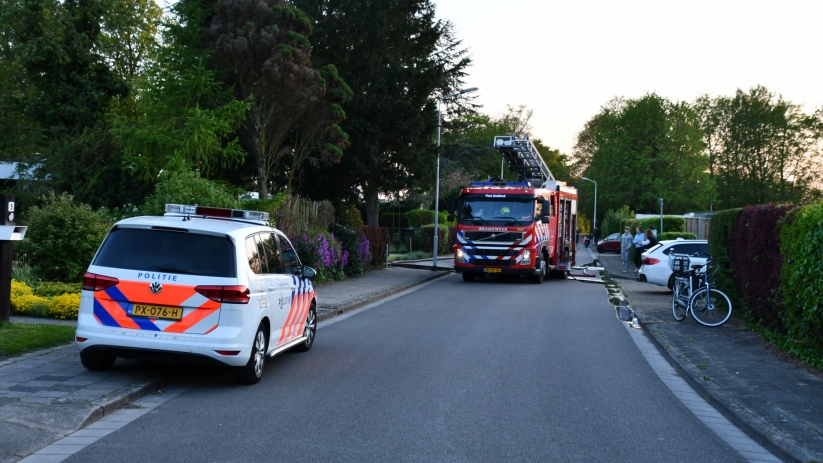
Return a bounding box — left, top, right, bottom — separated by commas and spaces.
0, 322, 76, 360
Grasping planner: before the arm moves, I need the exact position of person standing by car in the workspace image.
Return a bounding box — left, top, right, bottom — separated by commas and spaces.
632, 226, 645, 271
591, 227, 600, 249
620, 226, 633, 273
642, 227, 658, 250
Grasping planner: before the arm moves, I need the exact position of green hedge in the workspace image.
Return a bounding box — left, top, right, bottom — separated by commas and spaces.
621, 216, 685, 235
729, 204, 798, 330
658, 232, 697, 241
706, 208, 743, 303
780, 203, 823, 367
406, 209, 434, 228
405, 209, 454, 228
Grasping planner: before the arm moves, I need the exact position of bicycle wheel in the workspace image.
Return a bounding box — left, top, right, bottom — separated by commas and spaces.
689, 288, 732, 327
671, 278, 688, 321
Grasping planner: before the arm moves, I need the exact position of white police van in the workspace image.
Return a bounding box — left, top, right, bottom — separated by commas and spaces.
75, 204, 317, 384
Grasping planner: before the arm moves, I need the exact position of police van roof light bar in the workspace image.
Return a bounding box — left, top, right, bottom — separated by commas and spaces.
164, 204, 270, 222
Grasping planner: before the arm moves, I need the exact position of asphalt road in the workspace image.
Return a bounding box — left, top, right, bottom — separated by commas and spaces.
62, 273, 746, 462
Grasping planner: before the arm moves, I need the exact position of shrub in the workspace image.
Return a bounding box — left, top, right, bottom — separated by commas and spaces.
602, 206, 635, 236
729, 204, 798, 330
421, 224, 449, 254
10, 280, 80, 320
780, 202, 823, 365
706, 207, 743, 305
49, 293, 81, 320
658, 232, 697, 241
242, 194, 288, 215
292, 231, 347, 282
11, 256, 37, 287
11, 293, 50, 317
339, 204, 365, 230
18, 191, 110, 282
623, 216, 685, 235
11, 280, 33, 298
363, 226, 391, 267
35, 282, 82, 298
141, 169, 241, 216
330, 224, 370, 276
406, 209, 435, 228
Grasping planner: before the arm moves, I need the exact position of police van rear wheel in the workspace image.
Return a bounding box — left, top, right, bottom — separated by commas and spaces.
80, 348, 116, 371
234, 324, 267, 385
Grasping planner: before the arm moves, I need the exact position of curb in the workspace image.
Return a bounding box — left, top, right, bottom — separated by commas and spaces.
79, 378, 169, 428
640, 323, 803, 463
603, 266, 807, 463
598, 264, 804, 463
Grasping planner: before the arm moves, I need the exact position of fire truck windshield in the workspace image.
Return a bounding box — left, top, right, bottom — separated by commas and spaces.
457, 195, 535, 225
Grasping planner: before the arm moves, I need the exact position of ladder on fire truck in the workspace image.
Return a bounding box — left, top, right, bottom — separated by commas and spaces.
493, 134, 554, 186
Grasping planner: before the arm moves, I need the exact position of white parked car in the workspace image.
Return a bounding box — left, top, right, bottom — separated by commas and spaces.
637, 239, 708, 290
75, 204, 318, 384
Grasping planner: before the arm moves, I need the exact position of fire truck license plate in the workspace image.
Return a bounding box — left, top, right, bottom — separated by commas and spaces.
484, 268, 502, 273
131, 304, 183, 320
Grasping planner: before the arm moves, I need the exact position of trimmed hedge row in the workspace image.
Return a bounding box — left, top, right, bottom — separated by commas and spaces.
708, 202, 823, 369
780, 203, 823, 365
729, 204, 798, 330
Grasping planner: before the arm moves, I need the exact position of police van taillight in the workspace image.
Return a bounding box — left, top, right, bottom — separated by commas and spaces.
195, 285, 251, 304
82, 273, 119, 291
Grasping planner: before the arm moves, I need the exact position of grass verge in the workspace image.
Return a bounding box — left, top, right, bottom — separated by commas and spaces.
0, 322, 76, 359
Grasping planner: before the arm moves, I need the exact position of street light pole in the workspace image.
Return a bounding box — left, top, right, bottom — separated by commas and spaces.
581, 176, 597, 235
433, 87, 478, 269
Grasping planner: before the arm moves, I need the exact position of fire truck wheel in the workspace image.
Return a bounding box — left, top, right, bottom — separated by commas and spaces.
462, 273, 476, 282
531, 260, 546, 284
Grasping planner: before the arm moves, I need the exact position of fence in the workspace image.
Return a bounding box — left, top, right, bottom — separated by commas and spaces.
685, 215, 712, 240
270, 196, 334, 237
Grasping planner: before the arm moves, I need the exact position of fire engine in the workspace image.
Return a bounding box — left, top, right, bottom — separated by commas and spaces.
449, 134, 578, 283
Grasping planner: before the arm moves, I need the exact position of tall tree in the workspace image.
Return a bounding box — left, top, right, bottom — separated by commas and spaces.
285, 63, 352, 192
573, 94, 710, 222
0, 0, 163, 209
113, 0, 250, 183
207, 0, 342, 198
695, 86, 823, 209
291, 0, 471, 225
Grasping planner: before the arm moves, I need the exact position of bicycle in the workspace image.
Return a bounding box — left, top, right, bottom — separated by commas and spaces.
670, 253, 733, 327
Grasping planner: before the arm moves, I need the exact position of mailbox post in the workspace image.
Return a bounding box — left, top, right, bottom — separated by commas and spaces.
0, 194, 27, 323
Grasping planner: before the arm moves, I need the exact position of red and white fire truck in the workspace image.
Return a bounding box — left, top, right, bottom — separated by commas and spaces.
449, 135, 578, 283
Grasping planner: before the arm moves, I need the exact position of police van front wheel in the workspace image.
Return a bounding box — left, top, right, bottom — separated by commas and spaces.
293, 303, 317, 353
234, 324, 267, 385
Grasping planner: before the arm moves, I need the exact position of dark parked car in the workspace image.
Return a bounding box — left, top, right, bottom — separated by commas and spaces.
596, 233, 621, 253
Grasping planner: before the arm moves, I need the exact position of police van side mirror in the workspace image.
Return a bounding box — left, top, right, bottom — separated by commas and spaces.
300, 266, 317, 279
541, 216, 549, 224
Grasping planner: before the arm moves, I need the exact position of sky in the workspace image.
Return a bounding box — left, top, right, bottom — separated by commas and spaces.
432, 0, 823, 155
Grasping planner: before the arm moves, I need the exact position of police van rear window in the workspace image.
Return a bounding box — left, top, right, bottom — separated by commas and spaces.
93, 227, 236, 277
